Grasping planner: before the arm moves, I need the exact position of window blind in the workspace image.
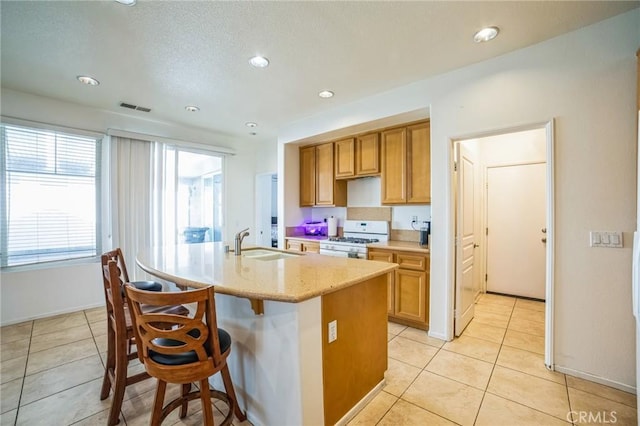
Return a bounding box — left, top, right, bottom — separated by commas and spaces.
1, 124, 100, 267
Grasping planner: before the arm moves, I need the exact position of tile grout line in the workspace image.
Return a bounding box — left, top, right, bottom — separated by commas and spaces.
12, 320, 34, 426
471, 300, 515, 425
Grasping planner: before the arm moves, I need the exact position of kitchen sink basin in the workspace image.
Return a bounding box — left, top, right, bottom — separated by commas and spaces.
241, 248, 300, 261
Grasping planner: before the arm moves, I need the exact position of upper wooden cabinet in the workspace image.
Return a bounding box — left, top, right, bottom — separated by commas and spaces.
299, 143, 347, 207
381, 121, 430, 204
355, 133, 380, 176
334, 138, 355, 178
335, 133, 380, 179
299, 146, 316, 207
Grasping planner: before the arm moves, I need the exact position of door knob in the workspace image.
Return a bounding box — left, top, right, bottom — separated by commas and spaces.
474, 243, 480, 248
541, 237, 547, 243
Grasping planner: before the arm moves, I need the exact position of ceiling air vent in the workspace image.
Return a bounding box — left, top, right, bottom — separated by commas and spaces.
119, 102, 151, 113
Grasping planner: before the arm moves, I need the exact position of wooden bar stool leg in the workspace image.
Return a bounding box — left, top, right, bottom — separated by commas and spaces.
179, 383, 191, 418
107, 337, 129, 426
199, 379, 214, 426
100, 323, 115, 400
151, 380, 167, 426
221, 365, 246, 421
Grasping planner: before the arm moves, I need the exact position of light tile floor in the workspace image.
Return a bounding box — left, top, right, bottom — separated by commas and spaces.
348, 293, 638, 426
0, 293, 637, 425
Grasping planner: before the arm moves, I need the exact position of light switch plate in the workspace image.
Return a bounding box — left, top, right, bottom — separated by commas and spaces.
590, 231, 623, 248
328, 320, 337, 343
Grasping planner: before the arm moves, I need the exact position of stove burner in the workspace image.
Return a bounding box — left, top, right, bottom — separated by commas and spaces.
327, 237, 380, 244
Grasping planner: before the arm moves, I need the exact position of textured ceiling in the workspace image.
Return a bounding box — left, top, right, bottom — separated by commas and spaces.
1, 1, 637, 145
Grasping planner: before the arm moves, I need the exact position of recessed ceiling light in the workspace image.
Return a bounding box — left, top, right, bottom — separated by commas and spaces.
318, 90, 334, 98
473, 26, 499, 43
77, 75, 99, 86
185, 106, 200, 112
249, 56, 270, 68
245, 122, 258, 128
115, 0, 136, 5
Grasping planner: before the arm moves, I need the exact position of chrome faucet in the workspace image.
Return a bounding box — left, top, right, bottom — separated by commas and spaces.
234, 227, 250, 256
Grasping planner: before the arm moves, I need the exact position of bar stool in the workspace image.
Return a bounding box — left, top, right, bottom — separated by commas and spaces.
124, 283, 247, 426
100, 249, 188, 426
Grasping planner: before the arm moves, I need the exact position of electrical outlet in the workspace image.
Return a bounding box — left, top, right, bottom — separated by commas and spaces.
411, 215, 418, 223
328, 320, 337, 343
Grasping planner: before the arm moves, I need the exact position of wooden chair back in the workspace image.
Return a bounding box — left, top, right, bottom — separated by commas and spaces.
101, 248, 131, 284
102, 259, 130, 345
124, 285, 227, 384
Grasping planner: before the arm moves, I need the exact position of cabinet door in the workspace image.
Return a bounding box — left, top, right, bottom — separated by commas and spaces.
394, 269, 427, 324
368, 249, 395, 314
334, 138, 355, 179
316, 143, 336, 205
355, 133, 380, 176
286, 239, 303, 252
407, 122, 431, 204
299, 146, 316, 207
303, 241, 320, 253
381, 128, 406, 204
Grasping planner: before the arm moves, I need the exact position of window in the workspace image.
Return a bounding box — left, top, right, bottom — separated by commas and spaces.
152, 146, 223, 246
0, 124, 101, 267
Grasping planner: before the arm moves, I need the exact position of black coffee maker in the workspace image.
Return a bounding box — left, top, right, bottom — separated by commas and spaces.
419, 221, 431, 246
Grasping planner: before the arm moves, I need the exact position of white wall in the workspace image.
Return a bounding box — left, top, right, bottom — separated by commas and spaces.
1, 262, 103, 324
278, 10, 640, 389
0, 89, 259, 325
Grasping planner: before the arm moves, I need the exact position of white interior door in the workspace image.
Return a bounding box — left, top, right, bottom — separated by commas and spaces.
455, 143, 477, 336
487, 162, 546, 299
255, 173, 274, 247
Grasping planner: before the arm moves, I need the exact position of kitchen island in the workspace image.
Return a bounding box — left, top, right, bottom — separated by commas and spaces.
137, 242, 397, 426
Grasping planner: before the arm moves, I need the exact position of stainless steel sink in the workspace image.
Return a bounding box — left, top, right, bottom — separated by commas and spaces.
241, 248, 300, 261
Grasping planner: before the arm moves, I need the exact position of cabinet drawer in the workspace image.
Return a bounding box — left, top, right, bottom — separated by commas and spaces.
396, 253, 428, 271
303, 241, 320, 253
368, 250, 394, 263
286, 240, 303, 252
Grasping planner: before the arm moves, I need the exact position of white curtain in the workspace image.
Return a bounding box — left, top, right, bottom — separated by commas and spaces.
150, 142, 176, 248
109, 136, 153, 280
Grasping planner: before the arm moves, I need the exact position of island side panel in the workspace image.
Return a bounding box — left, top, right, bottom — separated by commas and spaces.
212, 294, 323, 426
321, 274, 388, 426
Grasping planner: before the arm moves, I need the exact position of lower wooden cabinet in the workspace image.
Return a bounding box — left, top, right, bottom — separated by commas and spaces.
285, 238, 320, 253
368, 247, 430, 329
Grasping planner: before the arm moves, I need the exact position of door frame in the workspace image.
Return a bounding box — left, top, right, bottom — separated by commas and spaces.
450, 119, 555, 369
255, 172, 277, 247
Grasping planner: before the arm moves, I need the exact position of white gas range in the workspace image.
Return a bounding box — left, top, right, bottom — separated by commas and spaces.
319, 220, 389, 259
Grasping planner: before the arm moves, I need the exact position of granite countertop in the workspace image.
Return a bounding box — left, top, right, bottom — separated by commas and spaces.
137, 242, 397, 303
367, 240, 430, 254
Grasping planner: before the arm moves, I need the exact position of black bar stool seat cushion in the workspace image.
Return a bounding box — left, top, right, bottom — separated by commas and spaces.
149, 328, 231, 366
121, 280, 162, 297
131, 280, 163, 292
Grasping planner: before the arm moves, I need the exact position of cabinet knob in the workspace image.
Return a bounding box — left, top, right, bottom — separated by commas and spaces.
541, 237, 547, 243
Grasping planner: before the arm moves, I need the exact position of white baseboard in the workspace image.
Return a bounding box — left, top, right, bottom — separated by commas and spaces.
555, 365, 636, 395
428, 330, 449, 341
334, 379, 386, 426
